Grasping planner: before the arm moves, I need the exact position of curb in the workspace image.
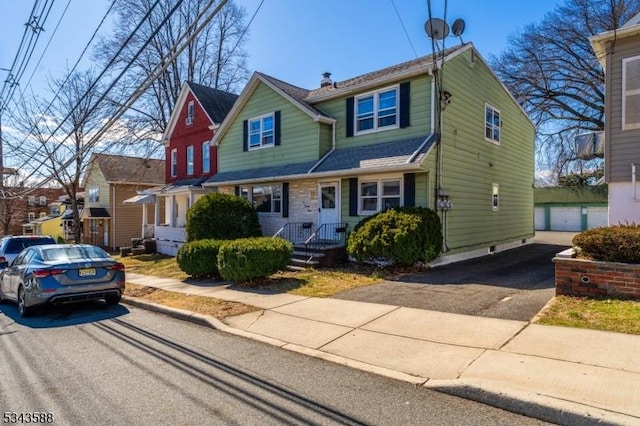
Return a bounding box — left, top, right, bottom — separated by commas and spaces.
426, 379, 639, 426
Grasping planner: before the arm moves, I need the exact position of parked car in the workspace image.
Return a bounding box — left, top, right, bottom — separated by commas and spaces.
0, 235, 57, 265
0, 244, 125, 317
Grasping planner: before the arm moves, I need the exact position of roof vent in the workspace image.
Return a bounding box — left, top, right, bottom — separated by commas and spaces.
320, 72, 333, 88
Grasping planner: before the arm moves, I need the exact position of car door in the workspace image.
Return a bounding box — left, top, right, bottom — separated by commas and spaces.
6, 249, 32, 300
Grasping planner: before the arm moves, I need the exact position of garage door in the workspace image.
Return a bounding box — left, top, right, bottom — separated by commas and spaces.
534, 207, 546, 230
587, 207, 608, 229
550, 207, 582, 231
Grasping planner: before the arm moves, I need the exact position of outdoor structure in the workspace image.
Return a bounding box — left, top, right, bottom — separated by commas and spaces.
534, 186, 608, 232
204, 43, 535, 265
590, 12, 640, 225
131, 81, 238, 256
82, 153, 164, 250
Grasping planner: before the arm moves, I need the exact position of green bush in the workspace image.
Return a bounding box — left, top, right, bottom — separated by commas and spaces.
217, 237, 293, 283
186, 193, 261, 242
56, 236, 66, 244
573, 224, 640, 263
348, 207, 442, 266
176, 239, 224, 278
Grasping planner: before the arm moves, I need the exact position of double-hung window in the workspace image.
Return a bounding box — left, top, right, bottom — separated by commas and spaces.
88, 187, 99, 203
171, 149, 178, 177
28, 196, 35, 206
492, 183, 499, 211
359, 178, 401, 214
39, 196, 47, 206
186, 145, 194, 175
248, 114, 274, 149
485, 103, 501, 144
622, 55, 640, 130
355, 86, 398, 134
249, 185, 281, 213
186, 101, 194, 125
202, 141, 210, 174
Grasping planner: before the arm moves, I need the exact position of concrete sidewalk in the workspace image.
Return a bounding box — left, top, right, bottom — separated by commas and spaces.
124, 272, 640, 425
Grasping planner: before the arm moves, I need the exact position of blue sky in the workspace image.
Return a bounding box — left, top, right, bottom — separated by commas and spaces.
0, 0, 561, 98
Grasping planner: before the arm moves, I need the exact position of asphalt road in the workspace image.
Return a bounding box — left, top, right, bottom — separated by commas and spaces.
0, 302, 549, 425
333, 241, 571, 321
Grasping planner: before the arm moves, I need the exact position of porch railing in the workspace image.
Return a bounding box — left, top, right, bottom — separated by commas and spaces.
273, 222, 314, 244
305, 222, 348, 249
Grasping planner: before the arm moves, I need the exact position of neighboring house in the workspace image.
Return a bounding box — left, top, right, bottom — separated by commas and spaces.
0, 187, 66, 237
22, 201, 65, 238
534, 186, 608, 231
204, 43, 535, 265
131, 81, 238, 256
82, 153, 164, 250
590, 13, 640, 224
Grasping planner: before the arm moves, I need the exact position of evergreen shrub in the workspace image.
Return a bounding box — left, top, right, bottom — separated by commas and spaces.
186, 193, 261, 242
176, 239, 224, 278
217, 237, 293, 283
573, 224, 640, 263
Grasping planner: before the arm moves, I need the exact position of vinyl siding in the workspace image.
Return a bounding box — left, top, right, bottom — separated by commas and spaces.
606, 36, 640, 183
111, 184, 157, 249
436, 49, 535, 253
84, 162, 110, 209
218, 83, 325, 172
316, 74, 432, 149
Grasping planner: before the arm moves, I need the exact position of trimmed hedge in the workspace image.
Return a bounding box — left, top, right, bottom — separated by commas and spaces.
186, 193, 261, 242
176, 239, 224, 278
348, 206, 442, 266
573, 224, 640, 264
218, 237, 293, 283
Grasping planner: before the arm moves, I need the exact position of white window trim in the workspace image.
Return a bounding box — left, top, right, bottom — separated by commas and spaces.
245, 184, 282, 214
88, 187, 99, 203
202, 141, 210, 174
248, 113, 275, 151
170, 148, 178, 177
186, 100, 194, 125
622, 55, 640, 130
354, 85, 400, 136
492, 183, 500, 212
484, 103, 501, 145
39, 196, 47, 206
186, 145, 194, 176
28, 196, 35, 206
358, 176, 403, 215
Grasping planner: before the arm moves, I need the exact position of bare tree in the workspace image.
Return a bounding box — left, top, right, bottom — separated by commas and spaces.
0, 171, 25, 236
94, 0, 249, 154
490, 0, 640, 184
7, 69, 115, 241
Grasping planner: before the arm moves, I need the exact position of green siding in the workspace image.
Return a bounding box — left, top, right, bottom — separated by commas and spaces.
316, 74, 432, 149
436, 49, 535, 253
218, 83, 325, 172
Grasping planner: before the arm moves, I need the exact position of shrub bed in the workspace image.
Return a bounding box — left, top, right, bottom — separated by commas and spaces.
348, 207, 442, 266
218, 237, 293, 283
572, 224, 640, 264
176, 239, 224, 278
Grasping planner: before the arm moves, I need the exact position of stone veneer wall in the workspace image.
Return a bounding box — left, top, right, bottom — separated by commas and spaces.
554, 250, 640, 299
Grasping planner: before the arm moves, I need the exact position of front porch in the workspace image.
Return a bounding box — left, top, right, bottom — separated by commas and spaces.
274, 222, 348, 268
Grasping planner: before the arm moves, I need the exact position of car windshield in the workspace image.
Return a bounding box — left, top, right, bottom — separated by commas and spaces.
42, 246, 110, 262
5, 237, 55, 253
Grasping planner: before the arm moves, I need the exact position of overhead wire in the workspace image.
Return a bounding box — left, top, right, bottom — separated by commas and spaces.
14, 0, 231, 196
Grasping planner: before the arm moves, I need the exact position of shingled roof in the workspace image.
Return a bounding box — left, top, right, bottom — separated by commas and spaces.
186, 81, 238, 124
92, 153, 165, 185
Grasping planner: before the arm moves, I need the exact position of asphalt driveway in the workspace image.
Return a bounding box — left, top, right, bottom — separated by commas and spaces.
332, 232, 575, 322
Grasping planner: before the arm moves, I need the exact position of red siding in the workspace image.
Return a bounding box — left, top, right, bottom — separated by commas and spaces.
165, 91, 218, 183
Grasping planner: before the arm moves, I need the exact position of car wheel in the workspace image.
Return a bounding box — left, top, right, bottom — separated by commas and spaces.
18, 287, 31, 317
105, 293, 121, 306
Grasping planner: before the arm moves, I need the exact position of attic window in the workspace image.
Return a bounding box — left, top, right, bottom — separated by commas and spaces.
485, 103, 501, 145
248, 113, 274, 150
623, 55, 640, 130
186, 100, 195, 125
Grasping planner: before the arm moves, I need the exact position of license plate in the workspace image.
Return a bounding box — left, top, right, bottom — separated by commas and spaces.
79, 268, 96, 277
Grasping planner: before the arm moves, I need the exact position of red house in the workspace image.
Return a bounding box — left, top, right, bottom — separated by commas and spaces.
131, 81, 237, 255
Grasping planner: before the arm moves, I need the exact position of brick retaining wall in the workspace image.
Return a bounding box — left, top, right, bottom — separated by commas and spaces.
553, 252, 640, 299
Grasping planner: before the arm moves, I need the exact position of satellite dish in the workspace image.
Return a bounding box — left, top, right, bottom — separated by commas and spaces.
451, 19, 466, 37
424, 18, 450, 40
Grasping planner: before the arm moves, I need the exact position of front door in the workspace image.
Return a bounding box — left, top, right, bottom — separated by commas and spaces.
318, 182, 340, 226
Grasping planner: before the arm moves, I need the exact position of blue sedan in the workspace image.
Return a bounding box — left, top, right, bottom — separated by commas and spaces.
0, 244, 125, 317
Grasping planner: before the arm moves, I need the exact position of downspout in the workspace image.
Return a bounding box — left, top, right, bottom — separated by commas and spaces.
633, 163, 637, 200
111, 184, 116, 251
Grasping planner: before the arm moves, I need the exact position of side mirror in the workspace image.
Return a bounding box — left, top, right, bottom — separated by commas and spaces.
0, 261, 8, 269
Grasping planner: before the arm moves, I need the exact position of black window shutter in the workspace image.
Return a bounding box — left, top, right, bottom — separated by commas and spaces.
234, 186, 240, 196
242, 120, 248, 151
282, 182, 289, 218
349, 178, 358, 216
404, 173, 415, 207
400, 81, 410, 128
274, 110, 281, 146
346, 97, 354, 137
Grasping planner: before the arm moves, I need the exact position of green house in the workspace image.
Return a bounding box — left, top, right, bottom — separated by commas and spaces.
204, 43, 535, 265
